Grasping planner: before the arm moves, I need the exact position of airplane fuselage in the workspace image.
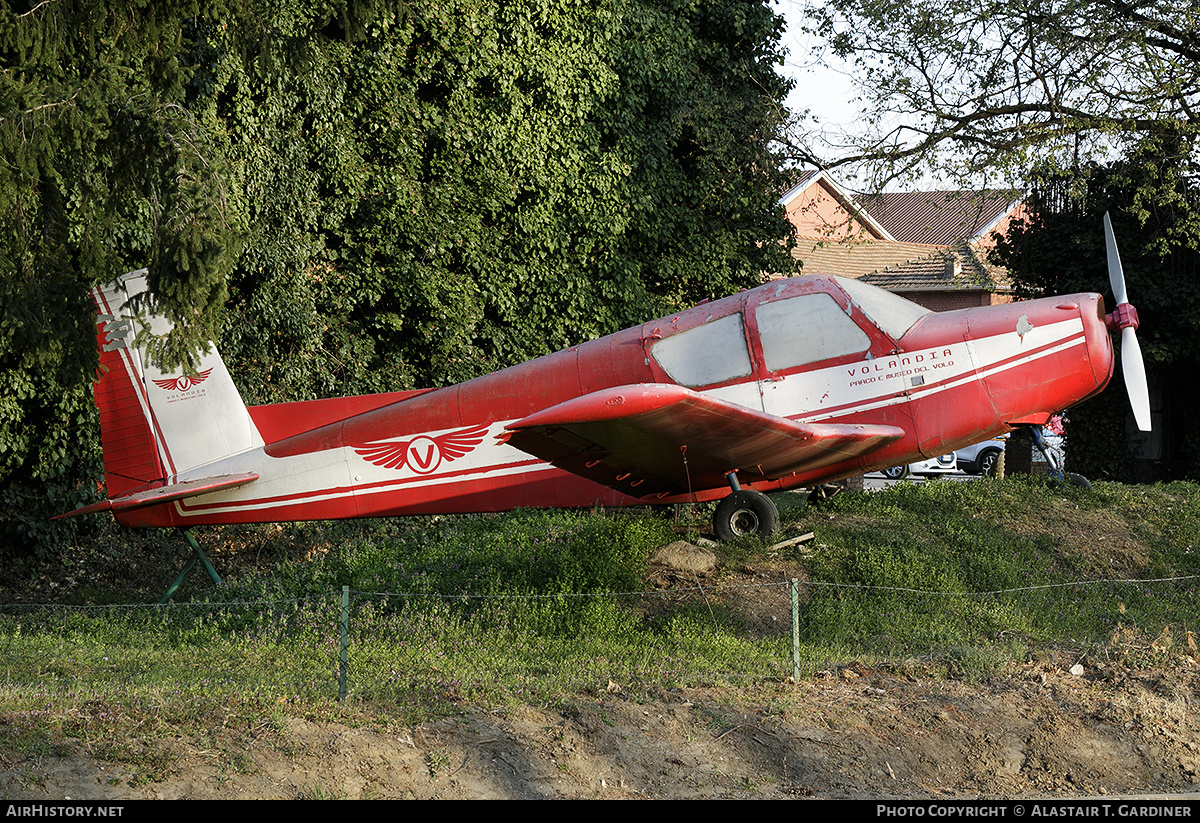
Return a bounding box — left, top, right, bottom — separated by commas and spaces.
100, 274, 1113, 528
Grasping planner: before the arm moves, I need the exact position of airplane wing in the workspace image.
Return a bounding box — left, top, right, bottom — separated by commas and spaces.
503, 384, 903, 498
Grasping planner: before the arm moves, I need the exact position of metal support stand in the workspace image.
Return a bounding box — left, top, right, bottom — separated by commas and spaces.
159, 529, 223, 604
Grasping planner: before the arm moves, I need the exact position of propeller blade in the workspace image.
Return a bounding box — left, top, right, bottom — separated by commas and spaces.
1104, 212, 1128, 305
1104, 212, 1151, 432
1121, 326, 1152, 432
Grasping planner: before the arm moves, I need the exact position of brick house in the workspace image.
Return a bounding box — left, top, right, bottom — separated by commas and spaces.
778, 171, 1025, 312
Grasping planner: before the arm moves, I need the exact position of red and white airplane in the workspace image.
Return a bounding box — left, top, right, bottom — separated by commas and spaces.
62, 215, 1149, 541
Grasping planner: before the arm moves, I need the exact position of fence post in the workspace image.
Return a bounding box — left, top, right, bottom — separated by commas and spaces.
339, 585, 349, 702
791, 578, 800, 683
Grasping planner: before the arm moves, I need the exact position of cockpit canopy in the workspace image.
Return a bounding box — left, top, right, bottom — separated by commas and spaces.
834, 275, 931, 340
651, 276, 931, 388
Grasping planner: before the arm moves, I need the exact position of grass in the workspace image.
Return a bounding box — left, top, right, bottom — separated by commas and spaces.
801, 476, 1200, 654
4, 477, 1200, 770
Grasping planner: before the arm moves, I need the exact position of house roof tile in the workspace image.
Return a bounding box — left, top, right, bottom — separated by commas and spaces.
855, 190, 1022, 245
859, 243, 1013, 292
792, 240, 945, 280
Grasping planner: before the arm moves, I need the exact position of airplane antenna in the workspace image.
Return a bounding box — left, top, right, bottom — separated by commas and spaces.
680, 445, 695, 503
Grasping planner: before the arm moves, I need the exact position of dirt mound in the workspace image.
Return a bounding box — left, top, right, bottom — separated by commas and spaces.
7, 654, 1200, 799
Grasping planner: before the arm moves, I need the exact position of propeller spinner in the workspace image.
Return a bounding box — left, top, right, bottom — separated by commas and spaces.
1103, 212, 1152, 432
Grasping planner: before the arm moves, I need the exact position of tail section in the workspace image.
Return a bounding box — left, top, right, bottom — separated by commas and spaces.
92, 270, 263, 498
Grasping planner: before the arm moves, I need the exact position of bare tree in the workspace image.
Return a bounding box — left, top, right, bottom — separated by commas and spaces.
786, 0, 1200, 186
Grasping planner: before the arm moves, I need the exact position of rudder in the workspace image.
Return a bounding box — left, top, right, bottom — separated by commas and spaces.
92, 270, 262, 499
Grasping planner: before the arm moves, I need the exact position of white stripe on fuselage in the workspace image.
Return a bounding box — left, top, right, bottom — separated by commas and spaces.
171, 422, 554, 517
743, 315, 1084, 422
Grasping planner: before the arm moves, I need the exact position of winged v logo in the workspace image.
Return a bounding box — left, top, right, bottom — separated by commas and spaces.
152, 368, 214, 393
354, 424, 489, 475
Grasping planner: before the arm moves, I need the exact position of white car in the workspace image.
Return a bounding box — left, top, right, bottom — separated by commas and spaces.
955, 437, 1008, 476
878, 434, 1011, 479
878, 452, 957, 480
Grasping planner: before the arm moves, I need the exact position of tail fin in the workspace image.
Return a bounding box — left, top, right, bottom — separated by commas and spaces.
92, 270, 263, 498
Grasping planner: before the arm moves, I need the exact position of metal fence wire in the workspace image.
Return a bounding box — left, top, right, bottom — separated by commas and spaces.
3, 576, 1198, 707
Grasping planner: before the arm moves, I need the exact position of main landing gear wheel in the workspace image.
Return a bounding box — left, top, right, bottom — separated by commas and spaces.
713, 490, 779, 542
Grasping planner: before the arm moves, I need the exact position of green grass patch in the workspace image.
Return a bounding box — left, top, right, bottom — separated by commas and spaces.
5, 481, 1200, 769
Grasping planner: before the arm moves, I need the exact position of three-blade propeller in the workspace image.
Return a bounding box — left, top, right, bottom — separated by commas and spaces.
1103, 212, 1152, 432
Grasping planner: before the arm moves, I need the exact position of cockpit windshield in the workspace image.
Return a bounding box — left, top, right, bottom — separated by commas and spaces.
834, 276, 931, 340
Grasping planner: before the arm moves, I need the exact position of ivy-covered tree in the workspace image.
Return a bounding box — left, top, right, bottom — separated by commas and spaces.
213, 0, 797, 397
0, 0, 796, 553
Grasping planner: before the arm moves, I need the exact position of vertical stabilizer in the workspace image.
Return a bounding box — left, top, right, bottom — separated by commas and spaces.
92, 271, 263, 497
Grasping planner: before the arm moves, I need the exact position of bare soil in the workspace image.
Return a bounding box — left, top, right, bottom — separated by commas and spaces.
5, 519, 1200, 799
6, 657, 1200, 799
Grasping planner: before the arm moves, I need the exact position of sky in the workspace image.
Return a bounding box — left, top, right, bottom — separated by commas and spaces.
773, 0, 861, 139
770, 0, 951, 191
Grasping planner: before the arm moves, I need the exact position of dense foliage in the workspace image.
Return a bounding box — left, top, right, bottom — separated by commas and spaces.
992, 142, 1200, 481
0, 0, 796, 552
215, 0, 796, 398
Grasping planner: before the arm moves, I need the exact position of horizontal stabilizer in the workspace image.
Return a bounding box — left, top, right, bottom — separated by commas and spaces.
55, 472, 260, 519
504, 384, 902, 497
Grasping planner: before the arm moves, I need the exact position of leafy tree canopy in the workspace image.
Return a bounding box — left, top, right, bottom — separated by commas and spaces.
791, 0, 1200, 186
213, 0, 796, 398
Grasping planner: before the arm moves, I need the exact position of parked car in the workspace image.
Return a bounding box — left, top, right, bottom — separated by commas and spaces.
879, 452, 957, 480
955, 436, 1008, 476
879, 434, 1009, 479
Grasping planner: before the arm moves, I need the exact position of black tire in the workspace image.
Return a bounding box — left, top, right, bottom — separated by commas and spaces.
1049, 471, 1092, 491
713, 490, 779, 542
807, 483, 842, 504
1065, 472, 1092, 491
881, 465, 909, 480
978, 449, 1001, 477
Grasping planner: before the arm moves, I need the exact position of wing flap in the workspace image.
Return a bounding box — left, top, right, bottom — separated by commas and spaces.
504, 384, 903, 497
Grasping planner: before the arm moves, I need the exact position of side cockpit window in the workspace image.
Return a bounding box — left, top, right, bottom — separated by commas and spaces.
652, 313, 752, 387
756, 293, 871, 372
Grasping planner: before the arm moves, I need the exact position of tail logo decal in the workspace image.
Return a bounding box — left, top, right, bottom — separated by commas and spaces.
354, 424, 489, 475
152, 369, 214, 394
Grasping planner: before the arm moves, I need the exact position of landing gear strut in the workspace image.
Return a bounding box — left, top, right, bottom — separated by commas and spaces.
712, 472, 779, 541
1024, 424, 1091, 491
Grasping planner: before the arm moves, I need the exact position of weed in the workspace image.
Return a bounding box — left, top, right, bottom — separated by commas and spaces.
426, 747, 451, 779
231, 751, 255, 775
938, 646, 1004, 682
304, 782, 343, 800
